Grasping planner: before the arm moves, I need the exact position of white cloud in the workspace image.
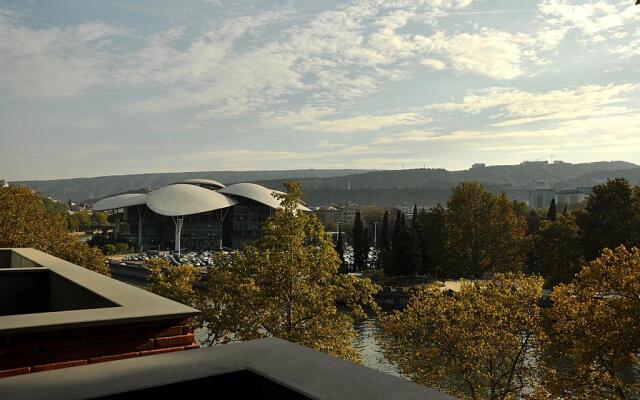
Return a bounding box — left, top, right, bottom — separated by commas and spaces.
420, 29, 537, 80
430, 83, 639, 126
0, 10, 122, 98
539, 0, 638, 43
421, 58, 447, 70
262, 107, 429, 133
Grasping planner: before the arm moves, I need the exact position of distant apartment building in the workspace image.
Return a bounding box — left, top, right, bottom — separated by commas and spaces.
528, 187, 592, 209
528, 188, 558, 209
311, 204, 359, 231
557, 187, 592, 206
312, 206, 340, 227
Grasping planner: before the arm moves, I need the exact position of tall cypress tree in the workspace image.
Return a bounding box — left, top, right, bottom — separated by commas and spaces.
335, 229, 345, 273
411, 204, 418, 233
385, 210, 404, 276
387, 210, 417, 276
380, 210, 390, 250
393, 224, 415, 276
392, 209, 403, 245
352, 210, 366, 271
548, 198, 557, 222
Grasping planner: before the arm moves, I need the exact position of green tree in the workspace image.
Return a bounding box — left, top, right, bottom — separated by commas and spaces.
529, 214, 584, 286
204, 182, 379, 362
446, 183, 527, 279
101, 244, 116, 255
426, 205, 449, 279
547, 198, 557, 222
415, 205, 448, 279
383, 210, 405, 276
511, 200, 528, 219
114, 242, 130, 254
547, 246, 640, 399
92, 211, 109, 226
75, 211, 92, 231
67, 214, 80, 232
411, 204, 418, 232
335, 229, 346, 273
379, 273, 546, 400
385, 210, 416, 276
379, 210, 390, 251
146, 259, 228, 344
147, 258, 198, 307
352, 210, 366, 271
0, 186, 108, 275
576, 178, 640, 260
527, 209, 542, 234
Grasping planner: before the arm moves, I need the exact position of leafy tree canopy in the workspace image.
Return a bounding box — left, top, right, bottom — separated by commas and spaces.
446, 183, 527, 279
548, 245, 640, 399
0, 186, 108, 275
193, 182, 378, 362
379, 273, 546, 400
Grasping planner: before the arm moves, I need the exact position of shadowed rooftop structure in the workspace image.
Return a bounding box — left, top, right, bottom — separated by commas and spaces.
0, 249, 455, 399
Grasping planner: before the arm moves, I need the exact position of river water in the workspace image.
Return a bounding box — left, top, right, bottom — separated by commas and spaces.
114, 275, 401, 375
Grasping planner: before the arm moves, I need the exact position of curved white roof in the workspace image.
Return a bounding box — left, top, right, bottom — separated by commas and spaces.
218, 183, 310, 211
146, 184, 238, 216
93, 193, 147, 211
170, 178, 225, 189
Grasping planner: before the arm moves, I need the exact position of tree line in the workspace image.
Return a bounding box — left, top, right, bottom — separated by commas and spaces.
5, 179, 640, 399
375, 178, 640, 399
357, 178, 640, 287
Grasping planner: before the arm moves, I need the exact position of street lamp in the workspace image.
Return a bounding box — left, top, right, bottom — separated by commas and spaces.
373, 221, 378, 246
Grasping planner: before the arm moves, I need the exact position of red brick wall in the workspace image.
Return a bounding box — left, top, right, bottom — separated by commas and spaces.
0, 318, 198, 378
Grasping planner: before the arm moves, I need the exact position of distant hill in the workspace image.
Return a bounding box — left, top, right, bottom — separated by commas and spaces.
256, 161, 638, 191
254, 161, 639, 206
12, 169, 372, 202
12, 161, 640, 207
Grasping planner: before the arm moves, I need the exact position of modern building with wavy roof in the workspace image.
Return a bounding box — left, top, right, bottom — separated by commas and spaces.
92, 180, 309, 253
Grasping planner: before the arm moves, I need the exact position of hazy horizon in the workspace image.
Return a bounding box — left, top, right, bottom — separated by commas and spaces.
2, 1, 640, 181
8, 159, 639, 183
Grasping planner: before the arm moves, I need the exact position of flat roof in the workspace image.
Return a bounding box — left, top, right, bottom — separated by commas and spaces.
0, 248, 199, 335
0, 338, 454, 400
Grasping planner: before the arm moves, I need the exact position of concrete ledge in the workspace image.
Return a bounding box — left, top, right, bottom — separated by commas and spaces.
0, 249, 199, 335
0, 338, 455, 400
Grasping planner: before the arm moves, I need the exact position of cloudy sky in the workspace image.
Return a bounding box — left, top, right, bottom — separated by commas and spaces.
1, 0, 639, 180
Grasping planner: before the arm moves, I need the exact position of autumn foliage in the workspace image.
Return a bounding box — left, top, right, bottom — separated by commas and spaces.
0, 186, 108, 275
379, 274, 546, 400
148, 182, 379, 362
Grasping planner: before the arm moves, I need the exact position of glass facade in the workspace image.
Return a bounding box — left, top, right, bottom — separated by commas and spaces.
119, 199, 273, 251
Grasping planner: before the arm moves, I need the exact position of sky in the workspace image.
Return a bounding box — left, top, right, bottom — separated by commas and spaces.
1, 0, 640, 181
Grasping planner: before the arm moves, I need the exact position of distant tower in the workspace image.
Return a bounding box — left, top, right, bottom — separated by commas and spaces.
347, 182, 351, 191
